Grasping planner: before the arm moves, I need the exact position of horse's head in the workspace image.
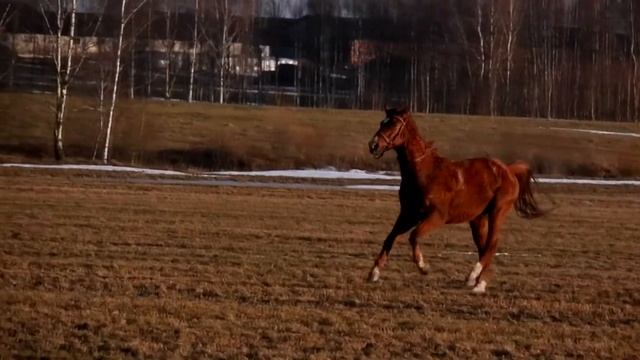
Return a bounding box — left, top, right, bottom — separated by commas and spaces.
368, 106, 412, 158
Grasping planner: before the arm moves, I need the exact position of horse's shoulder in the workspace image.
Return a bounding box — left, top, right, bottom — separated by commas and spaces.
427, 160, 464, 192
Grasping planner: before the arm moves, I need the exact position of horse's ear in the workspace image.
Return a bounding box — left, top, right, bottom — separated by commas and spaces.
384, 104, 392, 115
398, 105, 410, 115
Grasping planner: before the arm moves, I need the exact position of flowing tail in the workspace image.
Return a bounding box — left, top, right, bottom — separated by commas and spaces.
509, 161, 546, 219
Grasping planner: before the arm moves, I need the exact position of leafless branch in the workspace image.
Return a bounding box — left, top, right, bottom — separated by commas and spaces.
124, 0, 149, 24
0, 4, 14, 27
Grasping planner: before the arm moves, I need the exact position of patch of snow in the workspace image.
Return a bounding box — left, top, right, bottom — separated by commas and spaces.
0, 163, 188, 176
2, 163, 639, 187
537, 178, 640, 186
438, 251, 541, 257
345, 184, 400, 191
550, 127, 640, 138
211, 168, 401, 180
344, 178, 640, 189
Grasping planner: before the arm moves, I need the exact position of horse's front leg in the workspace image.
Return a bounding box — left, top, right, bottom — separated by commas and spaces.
368, 214, 415, 282
408, 212, 444, 275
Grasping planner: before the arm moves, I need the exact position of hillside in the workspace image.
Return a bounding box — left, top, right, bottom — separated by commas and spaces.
1, 92, 639, 177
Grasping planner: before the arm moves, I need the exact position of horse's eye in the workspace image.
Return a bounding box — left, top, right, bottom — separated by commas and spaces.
381, 118, 392, 126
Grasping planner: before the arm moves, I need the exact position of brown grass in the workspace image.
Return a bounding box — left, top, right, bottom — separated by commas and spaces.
1, 169, 639, 358
1, 92, 640, 176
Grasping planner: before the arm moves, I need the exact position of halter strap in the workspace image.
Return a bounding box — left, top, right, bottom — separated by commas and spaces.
378, 116, 407, 149
378, 117, 432, 163
413, 150, 428, 162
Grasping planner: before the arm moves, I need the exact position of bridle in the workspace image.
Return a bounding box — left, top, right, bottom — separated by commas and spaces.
376, 115, 428, 162
377, 116, 407, 150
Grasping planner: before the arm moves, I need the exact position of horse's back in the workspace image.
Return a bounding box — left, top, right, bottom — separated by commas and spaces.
443, 157, 514, 223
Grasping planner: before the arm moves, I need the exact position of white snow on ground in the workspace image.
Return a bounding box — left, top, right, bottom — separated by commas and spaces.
211, 168, 401, 180
537, 178, 640, 186
345, 184, 400, 191
346, 178, 640, 190
219, 169, 640, 186
0, 163, 188, 176
438, 251, 514, 257
2, 163, 639, 186
550, 127, 640, 138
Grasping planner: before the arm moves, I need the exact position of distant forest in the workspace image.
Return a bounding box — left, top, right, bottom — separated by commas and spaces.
1, 0, 640, 122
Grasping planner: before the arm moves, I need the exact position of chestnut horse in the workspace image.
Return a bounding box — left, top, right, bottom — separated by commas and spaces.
367, 107, 543, 293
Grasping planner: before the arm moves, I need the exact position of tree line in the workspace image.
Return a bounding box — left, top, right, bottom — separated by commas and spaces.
0, 0, 639, 162
341, 0, 640, 123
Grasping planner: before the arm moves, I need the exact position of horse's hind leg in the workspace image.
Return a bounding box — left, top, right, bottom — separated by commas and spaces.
467, 214, 488, 287
472, 201, 514, 293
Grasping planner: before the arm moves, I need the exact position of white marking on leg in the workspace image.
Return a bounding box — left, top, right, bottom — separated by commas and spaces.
369, 267, 380, 282
472, 280, 487, 293
467, 262, 483, 287
417, 254, 429, 274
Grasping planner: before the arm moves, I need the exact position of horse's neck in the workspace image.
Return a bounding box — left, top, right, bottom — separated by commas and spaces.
396, 134, 436, 178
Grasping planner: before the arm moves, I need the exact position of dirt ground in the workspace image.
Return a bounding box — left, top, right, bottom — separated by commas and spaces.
1, 169, 639, 358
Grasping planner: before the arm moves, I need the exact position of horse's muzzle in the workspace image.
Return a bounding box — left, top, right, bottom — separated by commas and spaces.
369, 136, 384, 159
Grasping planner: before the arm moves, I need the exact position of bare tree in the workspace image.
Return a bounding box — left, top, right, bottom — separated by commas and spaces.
188, 0, 200, 102
202, 0, 238, 104
0, 4, 15, 83
159, 0, 179, 99
92, 60, 110, 160
5, 0, 640, 123
501, 0, 520, 113
39, 0, 107, 160
475, 0, 486, 82
0, 5, 12, 32
486, 0, 499, 116
103, 0, 148, 164
449, 0, 477, 114
40, 0, 77, 161
541, 1, 559, 119
629, 0, 639, 122
128, 7, 136, 99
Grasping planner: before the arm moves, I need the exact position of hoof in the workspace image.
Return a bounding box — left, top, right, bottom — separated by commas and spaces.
467, 262, 483, 287
466, 277, 477, 287
417, 258, 429, 275
368, 267, 380, 282
471, 280, 487, 294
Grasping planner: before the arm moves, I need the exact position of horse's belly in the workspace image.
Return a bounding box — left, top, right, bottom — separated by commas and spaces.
445, 209, 484, 224
445, 190, 494, 224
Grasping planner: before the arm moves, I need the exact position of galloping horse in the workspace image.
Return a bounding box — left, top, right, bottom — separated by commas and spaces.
367, 107, 544, 293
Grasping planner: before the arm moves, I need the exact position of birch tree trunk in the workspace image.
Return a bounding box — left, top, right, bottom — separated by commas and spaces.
92, 66, 107, 160
52, 0, 76, 161
129, 14, 135, 99
205, 0, 234, 105
103, 0, 147, 164
630, 1, 638, 123
487, 0, 497, 116
164, 7, 172, 99
188, 0, 199, 103
476, 0, 486, 82
503, 0, 518, 114
219, 13, 227, 104
102, 0, 126, 164
0, 5, 14, 87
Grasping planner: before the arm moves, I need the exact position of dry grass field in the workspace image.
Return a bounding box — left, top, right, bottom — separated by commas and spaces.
1, 169, 639, 358
2, 92, 640, 177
